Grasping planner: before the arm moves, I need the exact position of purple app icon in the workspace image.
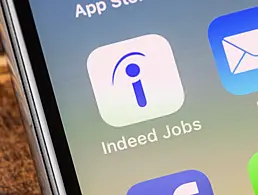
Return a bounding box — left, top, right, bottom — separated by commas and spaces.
127, 170, 214, 195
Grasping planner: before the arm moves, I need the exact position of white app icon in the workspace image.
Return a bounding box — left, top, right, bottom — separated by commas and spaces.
222, 29, 258, 74
173, 182, 199, 195
87, 34, 184, 127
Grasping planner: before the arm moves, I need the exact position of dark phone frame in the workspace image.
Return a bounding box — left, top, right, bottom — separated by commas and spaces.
2, 1, 82, 194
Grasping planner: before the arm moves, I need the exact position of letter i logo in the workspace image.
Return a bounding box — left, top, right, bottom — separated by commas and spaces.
112, 52, 147, 107
126, 63, 147, 107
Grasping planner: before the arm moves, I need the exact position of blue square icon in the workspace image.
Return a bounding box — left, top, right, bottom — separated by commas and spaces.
208, 7, 258, 95
127, 170, 214, 195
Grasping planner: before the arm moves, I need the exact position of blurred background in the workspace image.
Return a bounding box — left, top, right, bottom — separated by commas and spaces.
0, 18, 41, 195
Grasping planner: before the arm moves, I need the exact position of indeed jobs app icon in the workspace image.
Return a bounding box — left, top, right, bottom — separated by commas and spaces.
127, 170, 214, 195
208, 7, 258, 95
87, 34, 184, 127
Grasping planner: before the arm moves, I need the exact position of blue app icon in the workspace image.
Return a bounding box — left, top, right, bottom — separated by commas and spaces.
208, 7, 258, 95
127, 170, 214, 195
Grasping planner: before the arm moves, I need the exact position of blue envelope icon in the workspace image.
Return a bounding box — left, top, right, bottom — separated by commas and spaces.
209, 6, 258, 95
222, 29, 258, 74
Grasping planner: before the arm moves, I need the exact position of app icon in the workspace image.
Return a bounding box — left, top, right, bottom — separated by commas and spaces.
127, 170, 214, 195
87, 34, 184, 127
208, 7, 258, 95
248, 153, 258, 195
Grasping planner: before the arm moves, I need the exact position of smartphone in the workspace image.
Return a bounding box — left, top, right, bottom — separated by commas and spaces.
1, 0, 258, 194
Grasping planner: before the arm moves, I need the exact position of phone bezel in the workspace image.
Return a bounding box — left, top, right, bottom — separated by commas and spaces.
3, 1, 82, 194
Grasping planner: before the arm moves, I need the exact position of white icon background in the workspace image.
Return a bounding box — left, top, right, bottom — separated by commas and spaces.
87, 34, 184, 127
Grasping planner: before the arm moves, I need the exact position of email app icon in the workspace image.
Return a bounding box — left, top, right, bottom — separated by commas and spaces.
223, 29, 258, 74
208, 7, 258, 95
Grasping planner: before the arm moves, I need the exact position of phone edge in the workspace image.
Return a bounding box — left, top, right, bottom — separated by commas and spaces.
1, 1, 67, 194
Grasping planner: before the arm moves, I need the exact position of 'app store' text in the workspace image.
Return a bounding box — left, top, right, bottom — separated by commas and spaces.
76, 0, 143, 18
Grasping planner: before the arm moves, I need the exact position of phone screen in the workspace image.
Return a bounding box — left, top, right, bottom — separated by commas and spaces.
28, 0, 258, 194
